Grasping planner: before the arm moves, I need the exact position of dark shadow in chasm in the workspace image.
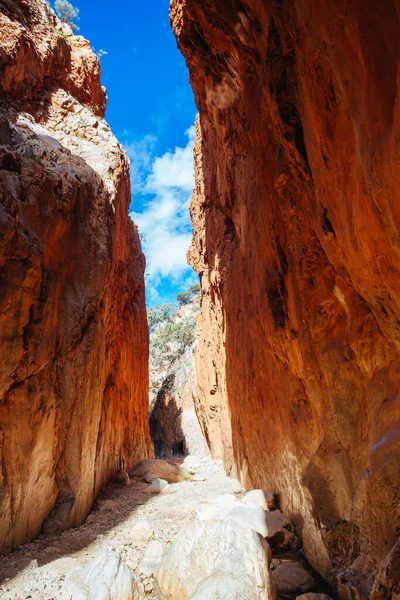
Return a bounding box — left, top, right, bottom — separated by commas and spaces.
150, 373, 188, 459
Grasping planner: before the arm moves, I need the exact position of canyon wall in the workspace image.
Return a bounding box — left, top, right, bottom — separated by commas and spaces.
171, 0, 400, 597
0, 0, 151, 553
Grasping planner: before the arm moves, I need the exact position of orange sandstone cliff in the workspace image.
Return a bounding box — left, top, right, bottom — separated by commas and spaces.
171, 0, 400, 597
0, 0, 151, 553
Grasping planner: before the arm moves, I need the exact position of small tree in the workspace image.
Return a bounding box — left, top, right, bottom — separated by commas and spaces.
150, 317, 196, 365
176, 283, 200, 306
54, 0, 80, 32
176, 291, 192, 306
189, 283, 200, 294
147, 303, 175, 333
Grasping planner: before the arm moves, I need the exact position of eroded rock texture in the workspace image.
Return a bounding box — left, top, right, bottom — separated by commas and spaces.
171, 0, 400, 597
0, 0, 151, 553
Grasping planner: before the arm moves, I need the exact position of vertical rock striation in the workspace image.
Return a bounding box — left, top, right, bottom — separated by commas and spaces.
171, 0, 400, 597
0, 0, 151, 553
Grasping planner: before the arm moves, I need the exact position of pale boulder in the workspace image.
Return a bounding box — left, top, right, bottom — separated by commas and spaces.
189, 574, 266, 599
143, 478, 168, 494
182, 455, 208, 473
227, 507, 286, 539
155, 517, 276, 600
129, 459, 192, 483
63, 550, 140, 600
197, 494, 241, 521
197, 496, 286, 539
244, 490, 275, 511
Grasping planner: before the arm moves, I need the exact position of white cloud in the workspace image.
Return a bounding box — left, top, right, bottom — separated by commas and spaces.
123, 134, 157, 192
129, 126, 196, 292
145, 126, 195, 192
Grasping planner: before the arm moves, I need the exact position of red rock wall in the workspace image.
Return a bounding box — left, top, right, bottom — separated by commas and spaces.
0, 0, 151, 553
171, 1, 400, 597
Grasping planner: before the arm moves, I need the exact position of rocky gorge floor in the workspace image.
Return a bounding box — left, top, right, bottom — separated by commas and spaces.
0, 457, 335, 600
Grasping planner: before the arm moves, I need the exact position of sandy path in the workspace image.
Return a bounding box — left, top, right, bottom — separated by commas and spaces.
0, 457, 244, 599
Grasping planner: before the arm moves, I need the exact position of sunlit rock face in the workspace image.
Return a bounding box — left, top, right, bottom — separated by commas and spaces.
149, 296, 209, 458
0, 0, 151, 553
171, 1, 400, 597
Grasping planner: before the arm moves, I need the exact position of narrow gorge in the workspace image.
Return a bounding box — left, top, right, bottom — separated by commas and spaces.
0, 0, 399, 599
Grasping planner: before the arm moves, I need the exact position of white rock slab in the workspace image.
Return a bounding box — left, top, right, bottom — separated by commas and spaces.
197, 494, 241, 521
138, 540, 164, 576
227, 506, 285, 539
156, 517, 275, 600
63, 550, 140, 600
244, 489, 275, 511
143, 478, 168, 494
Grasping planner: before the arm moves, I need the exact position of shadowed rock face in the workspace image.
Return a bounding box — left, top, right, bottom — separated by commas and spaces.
150, 370, 210, 459
0, 0, 151, 553
171, 0, 400, 597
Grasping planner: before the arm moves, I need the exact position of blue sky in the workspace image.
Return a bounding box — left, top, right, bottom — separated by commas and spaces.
59, 0, 198, 305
